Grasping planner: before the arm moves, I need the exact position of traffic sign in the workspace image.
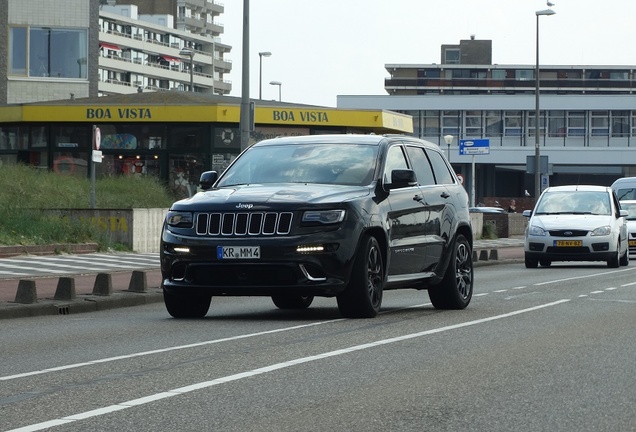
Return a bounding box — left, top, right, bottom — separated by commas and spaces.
459, 139, 490, 155
94, 127, 101, 150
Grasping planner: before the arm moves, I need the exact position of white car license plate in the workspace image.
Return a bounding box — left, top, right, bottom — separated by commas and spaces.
217, 246, 260, 259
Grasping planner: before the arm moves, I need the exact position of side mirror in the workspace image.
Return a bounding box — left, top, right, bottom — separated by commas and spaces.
388, 169, 418, 189
199, 171, 218, 190
619, 209, 628, 218
522, 210, 532, 218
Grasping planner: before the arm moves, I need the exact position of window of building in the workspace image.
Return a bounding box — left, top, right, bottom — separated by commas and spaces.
567, 111, 586, 136
444, 49, 460, 64
441, 111, 460, 136
421, 111, 440, 137
515, 70, 534, 81
9, 26, 88, 79
491, 70, 506, 80
504, 111, 523, 136
611, 110, 629, 137
528, 111, 546, 138
591, 111, 609, 136
485, 111, 503, 137
548, 111, 566, 137
465, 111, 483, 137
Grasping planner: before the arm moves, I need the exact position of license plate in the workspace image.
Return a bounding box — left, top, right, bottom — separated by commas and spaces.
217, 246, 260, 259
554, 240, 582, 247
630, 240, 636, 247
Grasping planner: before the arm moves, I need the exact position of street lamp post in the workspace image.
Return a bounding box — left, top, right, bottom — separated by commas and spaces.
178, 48, 194, 92
534, 8, 556, 198
444, 134, 454, 162
270, 81, 282, 101
258, 51, 272, 100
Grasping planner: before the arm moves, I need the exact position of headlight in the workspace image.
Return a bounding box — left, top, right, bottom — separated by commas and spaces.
302, 209, 346, 224
166, 211, 193, 228
528, 225, 547, 236
591, 225, 611, 236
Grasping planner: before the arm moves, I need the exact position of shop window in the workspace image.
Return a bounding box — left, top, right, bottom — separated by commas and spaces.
97, 154, 161, 179
169, 154, 205, 198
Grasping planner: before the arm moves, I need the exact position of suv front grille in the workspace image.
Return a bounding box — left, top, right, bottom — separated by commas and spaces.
195, 212, 293, 236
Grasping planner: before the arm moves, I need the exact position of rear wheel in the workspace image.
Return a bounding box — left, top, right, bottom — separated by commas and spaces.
428, 234, 473, 309
163, 288, 211, 318
271, 295, 314, 309
337, 235, 384, 318
525, 254, 539, 268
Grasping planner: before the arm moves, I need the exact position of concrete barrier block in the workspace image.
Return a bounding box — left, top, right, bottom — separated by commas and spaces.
479, 250, 489, 261
473, 251, 479, 262
489, 249, 499, 260
128, 270, 148, 293
93, 273, 113, 296
55, 277, 76, 300
15, 280, 37, 304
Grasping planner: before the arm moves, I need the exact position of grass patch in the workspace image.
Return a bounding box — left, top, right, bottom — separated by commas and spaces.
0, 164, 176, 248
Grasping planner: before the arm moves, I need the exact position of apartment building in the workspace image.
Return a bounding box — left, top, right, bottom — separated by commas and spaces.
338, 37, 636, 200
0, 0, 232, 104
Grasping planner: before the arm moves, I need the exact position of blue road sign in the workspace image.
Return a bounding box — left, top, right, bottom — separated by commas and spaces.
459, 139, 490, 155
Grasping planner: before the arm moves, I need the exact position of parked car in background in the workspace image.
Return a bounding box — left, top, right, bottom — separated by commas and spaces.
611, 176, 636, 201
161, 134, 474, 319
618, 200, 636, 256
469, 206, 506, 214
523, 185, 628, 268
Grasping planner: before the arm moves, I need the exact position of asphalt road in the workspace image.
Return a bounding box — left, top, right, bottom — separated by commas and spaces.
2, 260, 635, 431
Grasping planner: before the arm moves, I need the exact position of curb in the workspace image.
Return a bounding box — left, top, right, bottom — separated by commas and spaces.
0, 289, 164, 319
0, 243, 100, 258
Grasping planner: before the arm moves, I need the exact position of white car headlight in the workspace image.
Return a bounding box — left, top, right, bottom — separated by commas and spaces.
591, 225, 612, 236
528, 225, 547, 236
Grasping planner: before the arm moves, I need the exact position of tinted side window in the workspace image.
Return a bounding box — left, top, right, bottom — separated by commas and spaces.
383, 145, 408, 183
405, 146, 435, 186
426, 150, 455, 185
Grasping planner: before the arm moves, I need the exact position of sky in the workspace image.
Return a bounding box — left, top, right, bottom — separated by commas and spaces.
220, 0, 636, 107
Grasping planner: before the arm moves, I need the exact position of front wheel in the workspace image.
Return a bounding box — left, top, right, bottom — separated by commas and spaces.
337, 235, 384, 318
163, 288, 211, 318
428, 234, 473, 309
272, 295, 314, 309
620, 247, 629, 266
525, 254, 539, 269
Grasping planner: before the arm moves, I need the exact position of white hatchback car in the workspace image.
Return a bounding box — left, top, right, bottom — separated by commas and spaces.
523, 185, 629, 268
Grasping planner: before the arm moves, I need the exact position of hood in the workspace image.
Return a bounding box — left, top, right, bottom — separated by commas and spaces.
171, 183, 371, 211
530, 214, 614, 230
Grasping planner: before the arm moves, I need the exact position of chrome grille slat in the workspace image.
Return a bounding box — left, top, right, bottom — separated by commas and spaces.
195, 212, 293, 236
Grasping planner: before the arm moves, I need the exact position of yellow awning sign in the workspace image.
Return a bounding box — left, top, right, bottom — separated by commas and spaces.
0, 104, 413, 133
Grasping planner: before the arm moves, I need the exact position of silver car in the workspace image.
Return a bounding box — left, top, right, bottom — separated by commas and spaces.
523, 185, 629, 268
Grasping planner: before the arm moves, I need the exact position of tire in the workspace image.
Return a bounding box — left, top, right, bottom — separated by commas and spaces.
272, 295, 314, 309
608, 244, 620, 268
336, 235, 384, 318
539, 259, 551, 267
428, 234, 473, 310
163, 288, 211, 318
525, 254, 539, 269
620, 247, 629, 266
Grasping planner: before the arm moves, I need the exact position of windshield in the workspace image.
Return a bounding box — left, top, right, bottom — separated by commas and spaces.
535, 191, 611, 215
217, 143, 378, 187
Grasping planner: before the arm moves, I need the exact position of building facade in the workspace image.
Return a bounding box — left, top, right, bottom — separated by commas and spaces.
338, 38, 636, 203
0, 0, 231, 105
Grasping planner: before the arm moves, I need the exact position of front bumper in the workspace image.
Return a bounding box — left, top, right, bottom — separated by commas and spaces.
525, 237, 615, 262
160, 227, 359, 297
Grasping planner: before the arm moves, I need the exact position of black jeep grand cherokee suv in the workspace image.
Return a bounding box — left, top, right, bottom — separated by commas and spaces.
161, 134, 473, 318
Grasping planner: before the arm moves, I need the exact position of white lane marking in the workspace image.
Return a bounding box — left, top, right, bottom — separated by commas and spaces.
473, 293, 489, 297
590, 291, 605, 294
0, 262, 67, 274
6, 299, 570, 432
493, 289, 508, 293
579, 295, 589, 298
605, 287, 617, 291
0, 258, 104, 272
512, 286, 527, 290
621, 281, 636, 287
534, 267, 635, 286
